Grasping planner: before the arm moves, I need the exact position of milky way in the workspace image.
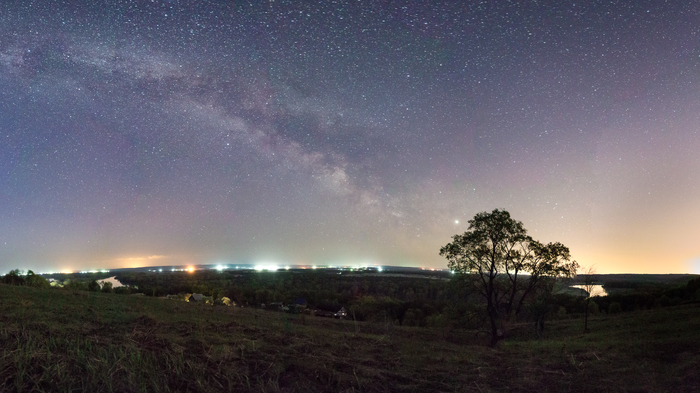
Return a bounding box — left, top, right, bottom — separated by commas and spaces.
1, 1, 699, 273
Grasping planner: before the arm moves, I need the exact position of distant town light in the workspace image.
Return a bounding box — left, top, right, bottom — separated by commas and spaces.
254, 264, 279, 272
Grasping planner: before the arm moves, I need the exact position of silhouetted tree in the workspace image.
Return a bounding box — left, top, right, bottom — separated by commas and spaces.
440, 209, 577, 346
88, 280, 101, 292
440, 209, 528, 346
506, 241, 578, 317
25, 270, 50, 288
2, 269, 26, 286
581, 266, 597, 332
101, 281, 113, 293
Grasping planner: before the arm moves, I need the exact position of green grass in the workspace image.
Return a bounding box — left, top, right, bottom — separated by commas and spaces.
1, 284, 699, 392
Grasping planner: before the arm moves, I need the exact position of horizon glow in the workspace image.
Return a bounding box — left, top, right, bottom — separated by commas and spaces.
1, 2, 699, 275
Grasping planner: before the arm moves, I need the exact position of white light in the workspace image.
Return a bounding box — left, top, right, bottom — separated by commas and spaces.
254, 264, 279, 272
455, 220, 459, 224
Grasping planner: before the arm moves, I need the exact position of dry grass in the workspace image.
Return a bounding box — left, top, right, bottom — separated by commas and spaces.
1, 284, 699, 392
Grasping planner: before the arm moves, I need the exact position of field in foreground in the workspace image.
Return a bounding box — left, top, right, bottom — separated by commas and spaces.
1, 284, 699, 392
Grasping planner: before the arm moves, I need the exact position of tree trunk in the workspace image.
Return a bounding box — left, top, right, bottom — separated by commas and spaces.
488, 304, 499, 347
584, 297, 590, 332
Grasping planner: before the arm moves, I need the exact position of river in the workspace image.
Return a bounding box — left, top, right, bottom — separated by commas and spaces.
97, 276, 125, 288
570, 284, 607, 297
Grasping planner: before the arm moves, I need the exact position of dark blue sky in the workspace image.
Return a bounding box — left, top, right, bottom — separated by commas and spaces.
1, 0, 699, 273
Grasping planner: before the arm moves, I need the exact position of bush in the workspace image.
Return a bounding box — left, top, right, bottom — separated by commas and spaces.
88, 280, 101, 292
114, 286, 131, 295
25, 271, 50, 288
608, 302, 622, 314
2, 270, 25, 286
557, 306, 567, 317
65, 280, 88, 291
588, 301, 599, 315
426, 313, 449, 328
402, 308, 425, 327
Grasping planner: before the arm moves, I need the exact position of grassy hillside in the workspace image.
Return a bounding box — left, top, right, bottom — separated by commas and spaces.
1, 283, 699, 392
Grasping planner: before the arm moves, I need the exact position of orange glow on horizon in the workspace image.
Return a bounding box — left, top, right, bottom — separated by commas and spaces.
187, 266, 195, 273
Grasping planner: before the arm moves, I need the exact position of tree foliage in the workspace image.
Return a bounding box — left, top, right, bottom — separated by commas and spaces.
101, 281, 113, 293
440, 209, 578, 346
2, 270, 49, 288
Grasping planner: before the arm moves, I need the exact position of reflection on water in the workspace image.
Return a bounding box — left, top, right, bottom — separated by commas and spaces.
571, 284, 607, 297
97, 276, 125, 288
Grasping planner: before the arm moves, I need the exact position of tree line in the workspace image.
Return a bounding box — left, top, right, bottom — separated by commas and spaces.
4, 264, 697, 334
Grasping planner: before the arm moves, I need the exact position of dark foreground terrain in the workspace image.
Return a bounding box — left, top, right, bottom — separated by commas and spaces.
1, 283, 699, 392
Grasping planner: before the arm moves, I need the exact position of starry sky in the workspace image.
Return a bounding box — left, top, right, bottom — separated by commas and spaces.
1, 0, 699, 274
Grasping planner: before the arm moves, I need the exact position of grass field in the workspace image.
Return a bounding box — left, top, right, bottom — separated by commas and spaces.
1, 283, 699, 392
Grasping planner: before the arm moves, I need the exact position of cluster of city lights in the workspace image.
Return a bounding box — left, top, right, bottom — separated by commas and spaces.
160, 263, 386, 273
30, 264, 388, 276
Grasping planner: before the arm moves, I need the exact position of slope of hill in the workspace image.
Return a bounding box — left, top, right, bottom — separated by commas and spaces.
1, 284, 699, 392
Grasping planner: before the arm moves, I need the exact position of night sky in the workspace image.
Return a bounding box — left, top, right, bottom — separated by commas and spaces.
1, 1, 699, 274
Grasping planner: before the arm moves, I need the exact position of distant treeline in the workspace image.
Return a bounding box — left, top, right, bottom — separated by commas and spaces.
596, 276, 700, 313
3, 269, 700, 328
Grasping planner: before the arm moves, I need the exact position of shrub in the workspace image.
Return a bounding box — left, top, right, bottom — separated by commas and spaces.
608, 302, 622, 314
88, 280, 101, 292
402, 308, 425, 327
114, 286, 131, 295
557, 306, 567, 317
2, 269, 25, 286
588, 301, 599, 315
65, 280, 88, 291
426, 313, 449, 328
25, 271, 50, 288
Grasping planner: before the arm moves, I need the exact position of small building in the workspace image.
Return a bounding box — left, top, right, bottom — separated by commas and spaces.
187, 293, 206, 302
335, 307, 347, 319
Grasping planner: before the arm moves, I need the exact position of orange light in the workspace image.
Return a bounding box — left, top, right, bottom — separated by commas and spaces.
187, 266, 195, 273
